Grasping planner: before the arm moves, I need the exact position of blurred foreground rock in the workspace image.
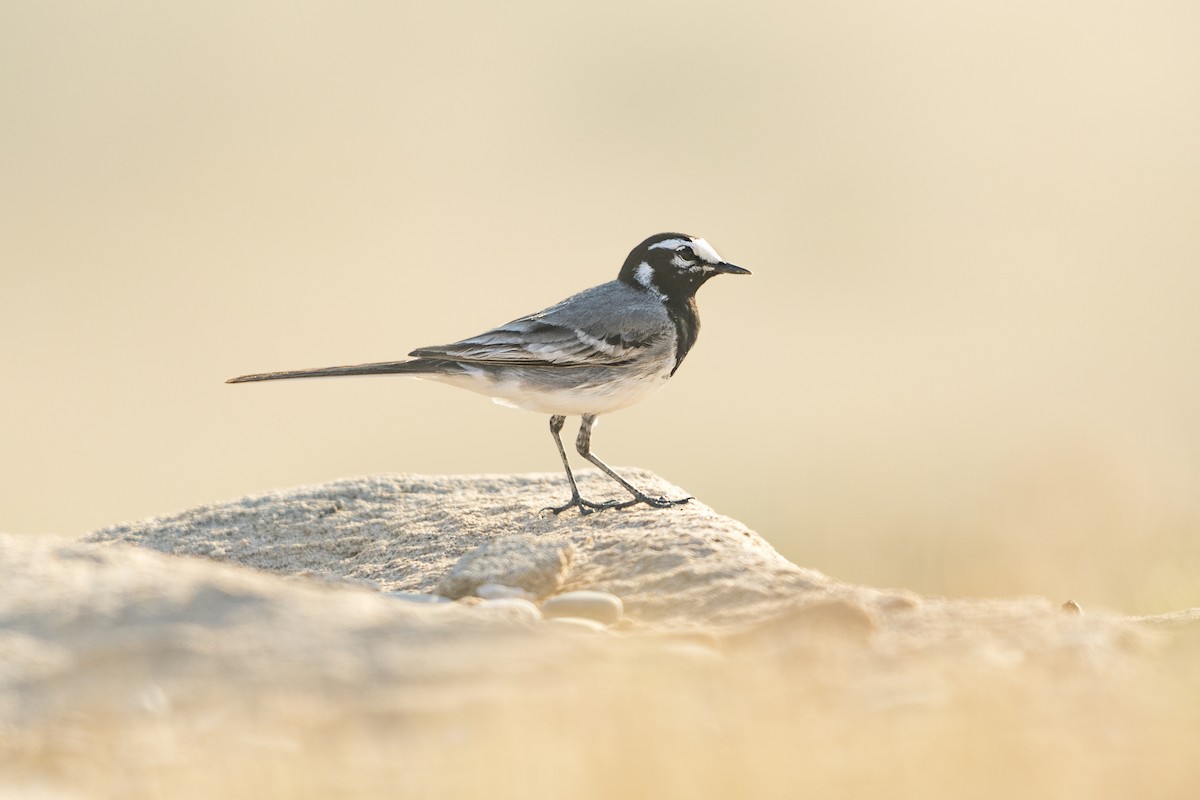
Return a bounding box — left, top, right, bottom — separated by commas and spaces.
2, 471, 1198, 800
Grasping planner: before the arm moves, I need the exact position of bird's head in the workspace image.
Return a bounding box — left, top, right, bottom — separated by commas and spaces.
618, 232, 750, 300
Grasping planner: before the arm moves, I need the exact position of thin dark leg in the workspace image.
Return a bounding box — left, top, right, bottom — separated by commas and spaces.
550, 415, 579, 495
545, 416, 582, 513
571, 414, 692, 511
544, 415, 613, 515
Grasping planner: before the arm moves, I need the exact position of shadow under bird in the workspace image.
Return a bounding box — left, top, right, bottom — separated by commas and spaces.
228, 232, 750, 514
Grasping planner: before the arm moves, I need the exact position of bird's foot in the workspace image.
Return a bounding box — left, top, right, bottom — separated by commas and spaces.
543, 495, 615, 516
618, 492, 693, 511
544, 493, 692, 515
638, 493, 693, 509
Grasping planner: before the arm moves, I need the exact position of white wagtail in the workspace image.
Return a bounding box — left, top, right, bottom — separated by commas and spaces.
228, 232, 750, 514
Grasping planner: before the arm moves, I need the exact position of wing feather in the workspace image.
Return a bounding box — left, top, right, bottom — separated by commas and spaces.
409, 283, 668, 368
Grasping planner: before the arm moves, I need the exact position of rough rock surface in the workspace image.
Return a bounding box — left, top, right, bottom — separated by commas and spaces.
3, 471, 1198, 800
436, 535, 575, 599
85, 471, 833, 631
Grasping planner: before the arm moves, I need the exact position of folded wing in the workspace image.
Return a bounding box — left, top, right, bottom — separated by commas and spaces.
410, 284, 669, 368
410, 316, 662, 367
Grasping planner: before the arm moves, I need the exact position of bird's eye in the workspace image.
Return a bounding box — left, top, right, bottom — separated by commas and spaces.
675, 247, 695, 261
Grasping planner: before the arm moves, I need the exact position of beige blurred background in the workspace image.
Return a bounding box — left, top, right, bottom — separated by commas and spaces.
2, 1, 1197, 613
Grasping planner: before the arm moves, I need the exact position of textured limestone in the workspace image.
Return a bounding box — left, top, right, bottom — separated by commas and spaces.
84, 471, 833, 631
436, 535, 574, 599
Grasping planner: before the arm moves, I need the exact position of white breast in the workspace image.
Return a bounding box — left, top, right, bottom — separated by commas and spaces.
420, 361, 674, 416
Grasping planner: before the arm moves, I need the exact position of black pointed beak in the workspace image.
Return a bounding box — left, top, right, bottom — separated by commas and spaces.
713, 261, 751, 275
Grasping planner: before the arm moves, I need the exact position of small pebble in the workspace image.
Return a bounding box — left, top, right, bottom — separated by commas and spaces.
476, 583, 533, 601
541, 590, 623, 625
545, 617, 612, 634
1061, 599, 1083, 614
878, 592, 920, 612
477, 597, 543, 625
387, 592, 451, 604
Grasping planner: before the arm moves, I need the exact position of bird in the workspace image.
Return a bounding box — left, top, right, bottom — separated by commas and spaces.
227, 232, 751, 514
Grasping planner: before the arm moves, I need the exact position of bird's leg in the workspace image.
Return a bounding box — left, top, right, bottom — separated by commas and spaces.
543, 415, 615, 515
571, 414, 692, 511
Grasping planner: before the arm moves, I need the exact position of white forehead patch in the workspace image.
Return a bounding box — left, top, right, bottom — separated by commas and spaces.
689, 238, 722, 264
648, 236, 722, 264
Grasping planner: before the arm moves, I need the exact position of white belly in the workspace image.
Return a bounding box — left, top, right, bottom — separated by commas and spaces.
422, 365, 672, 416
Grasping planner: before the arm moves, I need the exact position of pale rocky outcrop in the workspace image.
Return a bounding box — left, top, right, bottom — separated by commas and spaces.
1, 471, 1196, 799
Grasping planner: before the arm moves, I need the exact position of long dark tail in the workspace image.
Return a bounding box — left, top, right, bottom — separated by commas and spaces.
226, 359, 453, 384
